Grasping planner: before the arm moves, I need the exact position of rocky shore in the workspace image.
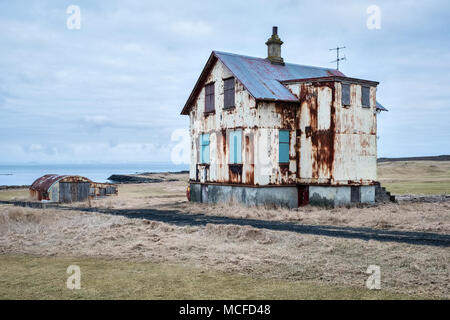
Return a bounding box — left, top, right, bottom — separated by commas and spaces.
108, 171, 189, 184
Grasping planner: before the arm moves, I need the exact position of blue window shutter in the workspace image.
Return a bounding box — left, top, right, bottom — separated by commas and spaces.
228, 130, 242, 164
199, 136, 203, 163
279, 130, 289, 143
279, 130, 290, 163
235, 130, 242, 164
200, 134, 210, 164
233, 134, 238, 163
228, 131, 234, 164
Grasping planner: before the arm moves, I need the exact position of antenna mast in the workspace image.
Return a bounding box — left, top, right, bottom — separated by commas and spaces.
329, 46, 346, 70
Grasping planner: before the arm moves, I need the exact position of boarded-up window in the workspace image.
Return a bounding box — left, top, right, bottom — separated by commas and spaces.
200, 133, 210, 164
205, 83, 215, 113
229, 130, 242, 164
362, 86, 370, 108
279, 130, 290, 163
342, 83, 350, 106
223, 77, 235, 109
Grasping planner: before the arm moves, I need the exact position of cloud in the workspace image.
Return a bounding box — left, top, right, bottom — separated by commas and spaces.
0, 0, 449, 164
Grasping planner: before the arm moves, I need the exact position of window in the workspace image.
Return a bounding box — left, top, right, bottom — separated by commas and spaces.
229, 130, 242, 164
205, 83, 215, 113
279, 130, 290, 163
223, 77, 235, 109
200, 133, 210, 164
362, 86, 370, 108
342, 83, 350, 106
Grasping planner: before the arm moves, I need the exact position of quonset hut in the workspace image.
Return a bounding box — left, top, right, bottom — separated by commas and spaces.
29, 174, 118, 203
30, 175, 92, 202
181, 27, 388, 208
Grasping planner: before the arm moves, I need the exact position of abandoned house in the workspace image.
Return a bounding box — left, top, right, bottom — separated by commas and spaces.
181, 27, 388, 207
30, 174, 118, 203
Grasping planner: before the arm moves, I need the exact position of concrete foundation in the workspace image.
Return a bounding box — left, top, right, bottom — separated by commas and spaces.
190, 183, 376, 208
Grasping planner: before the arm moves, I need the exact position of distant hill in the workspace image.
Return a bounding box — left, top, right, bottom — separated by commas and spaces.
378, 155, 450, 162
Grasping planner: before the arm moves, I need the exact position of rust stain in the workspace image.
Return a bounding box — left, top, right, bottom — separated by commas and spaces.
275, 102, 296, 129
244, 134, 255, 184
279, 163, 289, 175
308, 82, 336, 181
245, 164, 255, 185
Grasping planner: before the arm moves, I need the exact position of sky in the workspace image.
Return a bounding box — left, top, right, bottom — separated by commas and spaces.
0, 0, 449, 164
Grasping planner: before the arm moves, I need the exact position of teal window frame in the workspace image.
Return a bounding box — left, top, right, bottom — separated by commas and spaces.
279, 130, 290, 163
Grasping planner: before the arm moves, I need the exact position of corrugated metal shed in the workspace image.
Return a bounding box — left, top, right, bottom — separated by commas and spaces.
30, 174, 93, 202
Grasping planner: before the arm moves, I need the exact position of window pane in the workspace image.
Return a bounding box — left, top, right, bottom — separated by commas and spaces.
205, 83, 215, 112
224, 78, 235, 108
362, 86, 370, 107
342, 84, 350, 106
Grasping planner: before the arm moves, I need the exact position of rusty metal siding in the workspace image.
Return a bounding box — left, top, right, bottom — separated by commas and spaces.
188, 58, 378, 188
190, 59, 259, 186
59, 182, 72, 203
287, 80, 377, 186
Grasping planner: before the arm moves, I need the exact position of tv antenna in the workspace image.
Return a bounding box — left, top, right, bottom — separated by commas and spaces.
329, 46, 346, 70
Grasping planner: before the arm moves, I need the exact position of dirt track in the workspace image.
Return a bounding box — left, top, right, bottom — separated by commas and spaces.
58, 205, 450, 247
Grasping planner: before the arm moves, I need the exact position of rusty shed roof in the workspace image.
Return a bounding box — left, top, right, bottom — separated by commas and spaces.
181, 51, 387, 114
30, 174, 92, 192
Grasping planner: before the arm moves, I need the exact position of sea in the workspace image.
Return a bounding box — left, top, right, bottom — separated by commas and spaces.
0, 163, 189, 186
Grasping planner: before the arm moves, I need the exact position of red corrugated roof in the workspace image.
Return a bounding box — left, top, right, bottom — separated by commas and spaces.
30, 174, 92, 192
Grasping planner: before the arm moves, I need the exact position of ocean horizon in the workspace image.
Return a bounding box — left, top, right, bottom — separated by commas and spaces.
0, 163, 189, 186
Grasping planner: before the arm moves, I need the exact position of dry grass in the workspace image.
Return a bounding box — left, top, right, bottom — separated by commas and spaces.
77, 179, 450, 235
0, 161, 449, 299
378, 161, 450, 195
0, 188, 29, 201
0, 205, 448, 298
172, 201, 450, 234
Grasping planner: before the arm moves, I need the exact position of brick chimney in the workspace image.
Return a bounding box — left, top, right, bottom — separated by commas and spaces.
266, 26, 284, 65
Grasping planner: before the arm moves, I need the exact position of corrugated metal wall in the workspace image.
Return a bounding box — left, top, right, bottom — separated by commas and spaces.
189, 59, 378, 187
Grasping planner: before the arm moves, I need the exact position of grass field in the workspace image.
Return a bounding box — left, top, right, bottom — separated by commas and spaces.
0, 254, 418, 300
378, 161, 450, 195
0, 188, 28, 201
0, 160, 449, 300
